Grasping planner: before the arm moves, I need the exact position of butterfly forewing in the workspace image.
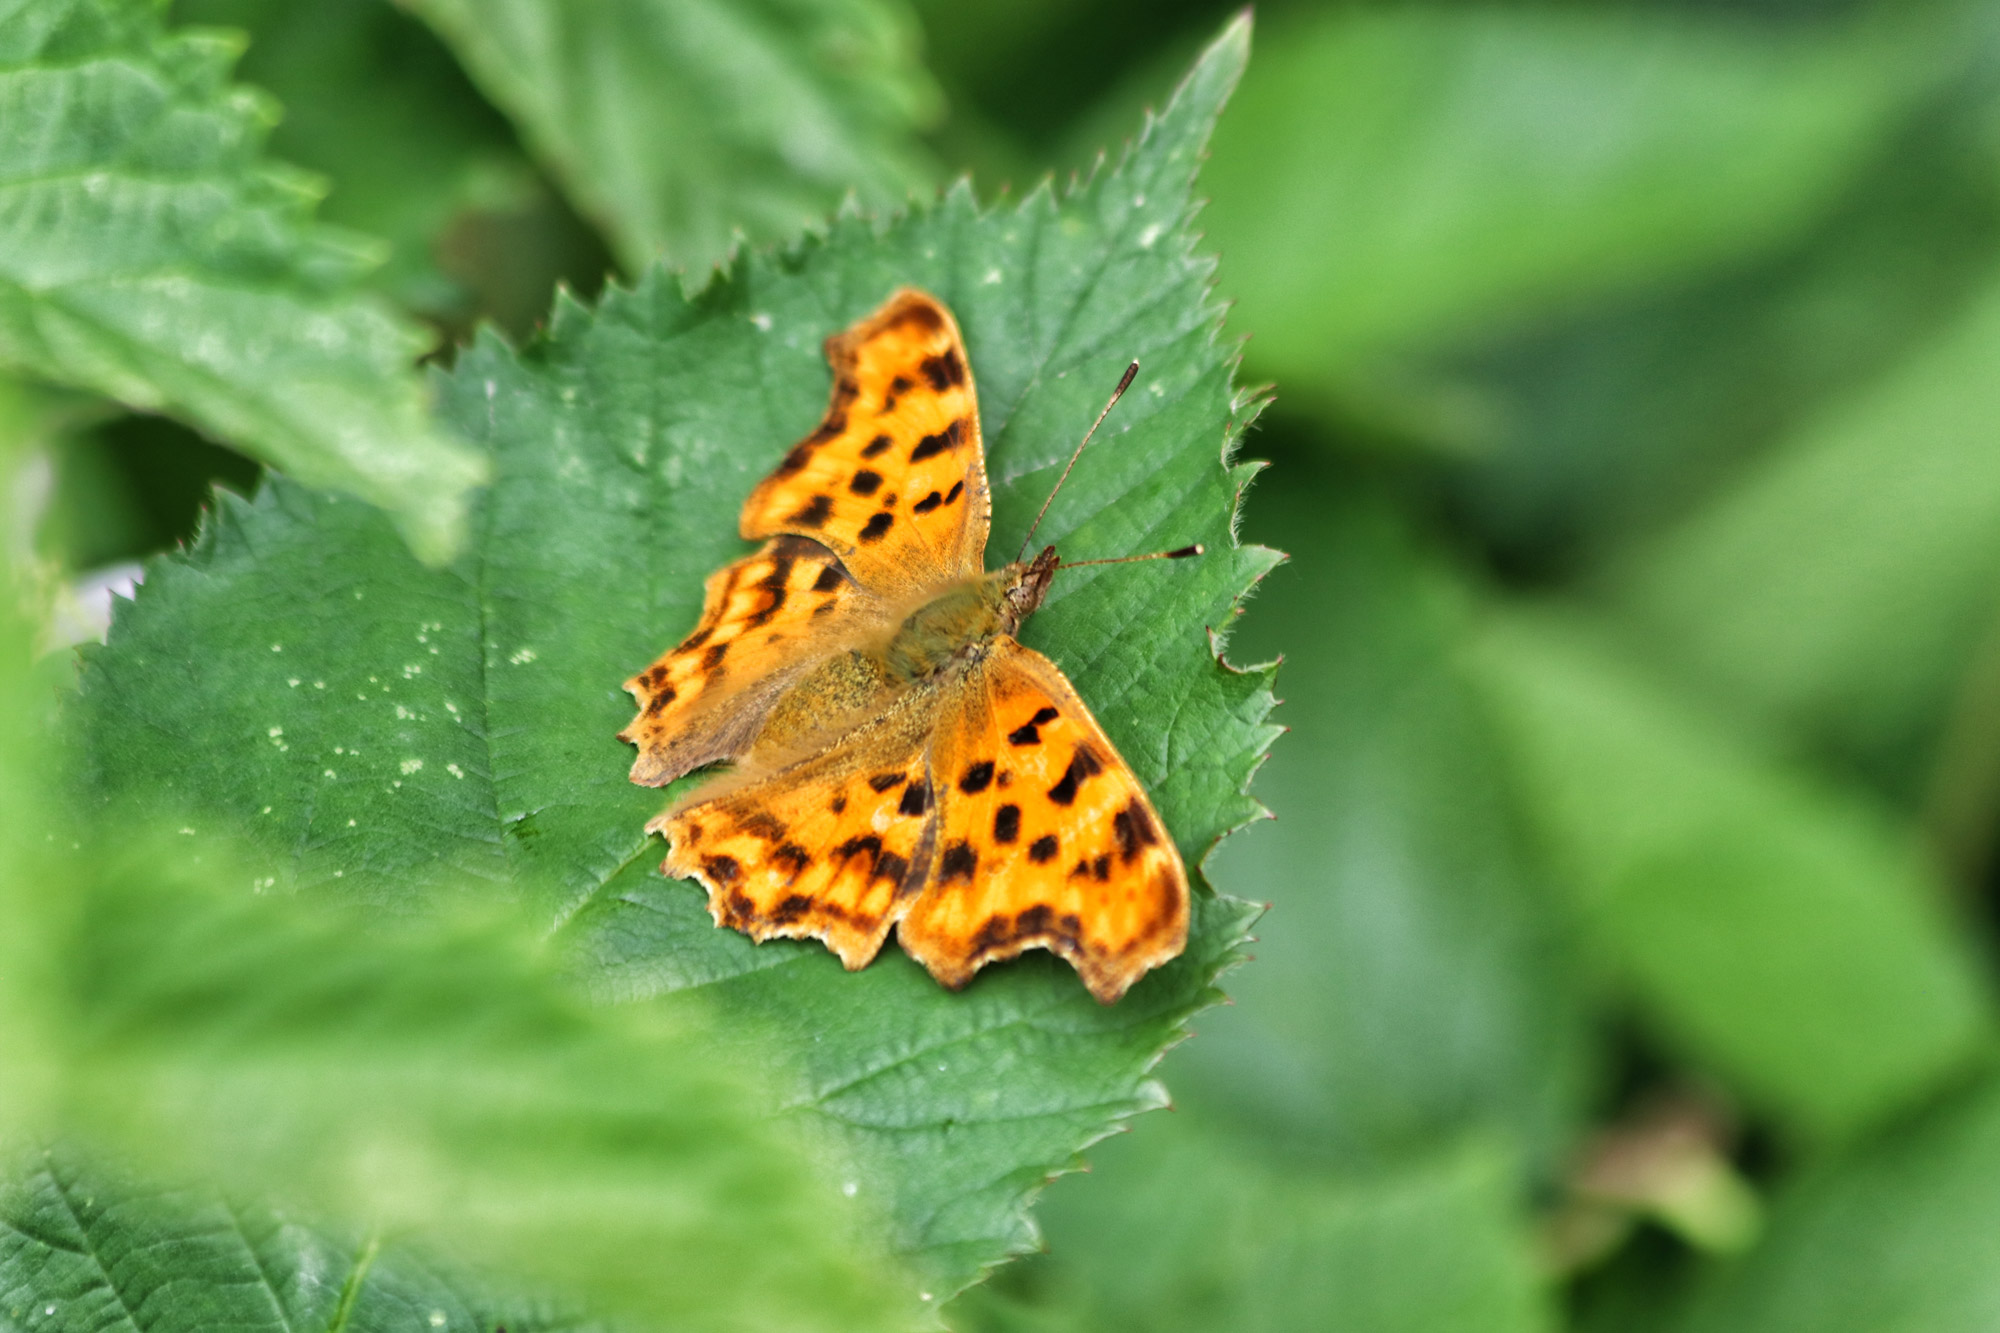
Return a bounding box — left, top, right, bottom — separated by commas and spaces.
621, 536, 888, 786
740, 289, 990, 600
898, 640, 1190, 1003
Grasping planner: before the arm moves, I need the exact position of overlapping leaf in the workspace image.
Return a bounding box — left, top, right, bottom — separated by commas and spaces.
1197, 6, 1929, 419
75, 16, 1277, 1302
404, 0, 941, 276
0, 0, 486, 561
1469, 611, 1990, 1142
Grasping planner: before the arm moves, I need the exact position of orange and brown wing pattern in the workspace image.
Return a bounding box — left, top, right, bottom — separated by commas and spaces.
620, 535, 886, 786
897, 640, 1189, 1003
740, 289, 990, 599
653, 696, 941, 970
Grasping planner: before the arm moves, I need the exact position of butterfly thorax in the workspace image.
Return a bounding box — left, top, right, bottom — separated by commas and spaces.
877, 547, 1059, 683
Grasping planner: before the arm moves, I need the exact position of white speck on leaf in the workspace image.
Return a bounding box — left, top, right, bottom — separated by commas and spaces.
447, 763, 465, 779
400, 759, 423, 775
751, 312, 772, 331
981, 269, 1002, 285
509, 647, 537, 665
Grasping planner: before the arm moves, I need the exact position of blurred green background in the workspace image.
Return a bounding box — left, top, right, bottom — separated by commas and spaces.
14, 0, 2000, 1328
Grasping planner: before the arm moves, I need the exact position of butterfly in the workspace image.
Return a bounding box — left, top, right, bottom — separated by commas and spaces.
619, 288, 1195, 1003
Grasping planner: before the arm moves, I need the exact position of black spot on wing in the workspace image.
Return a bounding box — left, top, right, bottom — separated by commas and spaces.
859, 511, 894, 542
940, 840, 977, 883
867, 772, 907, 792
1008, 706, 1060, 747
849, 469, 883, 495
861, 433, 892, 458
898, 782, 929, 817
912, 490, 943, 514
1028, 835, 1058, 863
787, 493, 833, 527
920, 350, 966, 390
1047, 746, 1101, 807
993, 804, 1020, 843
959, 760, 994, 794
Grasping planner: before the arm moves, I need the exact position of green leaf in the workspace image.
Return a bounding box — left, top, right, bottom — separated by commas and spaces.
403, 0, 942, 277
172, 0, 534, 317
1468, 611, 1990, 1141
24, 839, 904, 1332
1672, 1071, 2000, 1333
1198, 6, 1927, 415
1181, 455, 1594, 1173
1605, 266, 2000, 797
0, 0, 487, 562
73, 14, 1276, 1302
1, 1159, 582, 1333
954, 1114, 1554, 1333
1439, 97, 2000, 568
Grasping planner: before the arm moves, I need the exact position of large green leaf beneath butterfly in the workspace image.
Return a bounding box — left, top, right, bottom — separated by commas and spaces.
0, 0, 485, 562
403, 0, 941, 277
74, 15, 1277, 1301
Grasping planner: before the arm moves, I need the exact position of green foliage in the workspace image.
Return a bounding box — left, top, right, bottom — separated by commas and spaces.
1672, 1071, 2000, 1333
172, 0, 535, 318
1471, 611, 1988, 1142
62, 15, 1273, 1316
2, 844, 905, 1332
11, 0, 2000, 1328
404, 0, 942, 276
959, 1121, 1553, 1333
1608, 268, 2000, 791
0, 0, 486, 561
1198, 5, 1931, 423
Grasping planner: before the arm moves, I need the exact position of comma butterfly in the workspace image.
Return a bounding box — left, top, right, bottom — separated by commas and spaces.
619, 289, 1198, 1003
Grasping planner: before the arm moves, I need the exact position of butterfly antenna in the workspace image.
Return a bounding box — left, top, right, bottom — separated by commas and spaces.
1016, 360, 1140, 562
1057, 544, 1204, 570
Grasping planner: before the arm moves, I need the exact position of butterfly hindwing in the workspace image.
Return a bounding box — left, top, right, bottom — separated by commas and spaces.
740, 289, 990, 600
621, 536, 887, 786
897, 639, 1190, 1003
654, 690, 941, 969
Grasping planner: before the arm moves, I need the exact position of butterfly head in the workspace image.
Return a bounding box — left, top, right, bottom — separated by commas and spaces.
997, 545, 1061, 633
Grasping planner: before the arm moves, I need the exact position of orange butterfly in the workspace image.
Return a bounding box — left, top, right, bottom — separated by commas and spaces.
620, 289, 1194, 1003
